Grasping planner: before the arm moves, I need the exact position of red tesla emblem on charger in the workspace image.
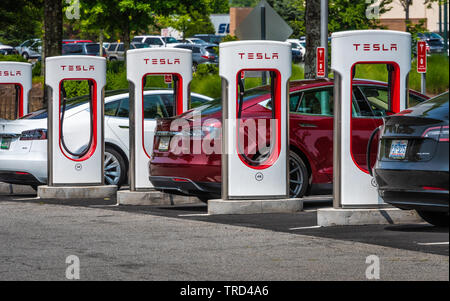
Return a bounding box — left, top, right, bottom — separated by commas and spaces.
316, 47, 325, 78
164, 74, 172, 84
417, 41, 427, 73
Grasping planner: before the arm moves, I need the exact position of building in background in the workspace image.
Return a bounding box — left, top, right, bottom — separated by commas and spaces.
378, 0, 448, 33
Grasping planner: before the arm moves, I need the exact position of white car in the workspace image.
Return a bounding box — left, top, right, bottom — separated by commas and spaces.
286, 39, 306, 59
0, 90, 212, 189
131, 35, 181, 48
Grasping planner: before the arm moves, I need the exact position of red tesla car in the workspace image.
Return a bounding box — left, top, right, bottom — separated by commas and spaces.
149, 79, 428, 201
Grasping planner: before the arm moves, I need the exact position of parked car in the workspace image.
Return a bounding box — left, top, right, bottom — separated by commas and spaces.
0, 42, 18, 56
174, 44, 218, 72
15, 39, 41, 60
287, 39, 306, 59
371, 92, 449, 226
106, 42, 148, 61
132, 35, 180, 48
291, 46, 302, 63
62, 43, 107, 57
149, 79, 428, 201
418, 32, 446, 55
192, 34, 224, 45
0, 90, 212, 189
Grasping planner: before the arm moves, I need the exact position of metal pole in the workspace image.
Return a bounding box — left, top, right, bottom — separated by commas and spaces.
261, 5, 267, 85
321, 0, 329, 77
421, 73, 426, 95
444, 0, 448, 54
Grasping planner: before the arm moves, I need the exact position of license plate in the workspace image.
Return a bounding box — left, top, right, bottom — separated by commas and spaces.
158, 137, 170, 151
1, 137, 11, 150
389, 140, 408, 159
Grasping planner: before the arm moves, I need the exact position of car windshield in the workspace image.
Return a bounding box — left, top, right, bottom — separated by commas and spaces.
133, 43, 148, 49
205, 46, 217, 54
409, 92, 449, 120
163, 37, 178, 44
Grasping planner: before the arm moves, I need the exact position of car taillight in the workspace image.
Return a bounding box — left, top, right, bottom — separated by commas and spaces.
201, 55, 214, 60
20, 129, 47, 140
422, 125, 449, 142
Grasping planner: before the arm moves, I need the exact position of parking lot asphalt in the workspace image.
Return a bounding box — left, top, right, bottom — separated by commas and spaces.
0, 192, 448, 280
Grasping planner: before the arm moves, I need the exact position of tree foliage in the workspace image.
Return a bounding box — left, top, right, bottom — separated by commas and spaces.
0, 0, 43, 45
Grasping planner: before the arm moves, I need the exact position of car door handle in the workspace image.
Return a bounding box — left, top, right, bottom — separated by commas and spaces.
299, 123, 318, 128
118, 125, 129, 129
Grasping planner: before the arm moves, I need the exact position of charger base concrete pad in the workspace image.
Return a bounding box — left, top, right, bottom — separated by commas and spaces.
317, 208, 423, 227
208, 198, 303, 215
117, 190, 199, 206
37, 185, 117, 199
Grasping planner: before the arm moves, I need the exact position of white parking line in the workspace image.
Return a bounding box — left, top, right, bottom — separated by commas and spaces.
417, 242, 449, 246
178, 213, 210, 217
289, 225, 321, 230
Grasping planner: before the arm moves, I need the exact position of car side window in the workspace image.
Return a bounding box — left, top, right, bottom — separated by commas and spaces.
352, 86, 373, 117
117, 44, 125, 51
289, 92, 301, 112
160, 94, 175, 115
359, 86, 389, 117
117, 98, 129, 118
193, 47, 201, 53
143, 95, 169, 119
297, 88, 333, 116
104, 100, 121, 116
108, 43, 117, 51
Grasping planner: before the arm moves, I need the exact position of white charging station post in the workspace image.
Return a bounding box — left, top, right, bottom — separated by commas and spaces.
208, 40, 302, 214
126, 48, 192, 194
38, 56, 116, 199
0, 62, 32, 118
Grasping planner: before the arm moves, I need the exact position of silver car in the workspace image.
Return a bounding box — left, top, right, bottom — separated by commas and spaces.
15, 39, 41, 60
106, 42, 148, 61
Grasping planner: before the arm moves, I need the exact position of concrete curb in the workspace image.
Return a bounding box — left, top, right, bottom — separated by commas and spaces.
317, 208, 424, 227
117, 190, 200, 206
0, 182, 36, 194
37, 185, 117, 199
208, 198, 303, 215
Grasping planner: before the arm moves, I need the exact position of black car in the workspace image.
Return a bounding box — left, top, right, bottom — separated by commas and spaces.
417, 32, 446, 55
371, 92, 449, 226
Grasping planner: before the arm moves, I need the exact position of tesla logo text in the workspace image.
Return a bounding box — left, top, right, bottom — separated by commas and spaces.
353, 44, 398, 51
0, 70, 22, 77
144, 58, 181, 65
238, 53, 279, 60
60, 65, 95, 71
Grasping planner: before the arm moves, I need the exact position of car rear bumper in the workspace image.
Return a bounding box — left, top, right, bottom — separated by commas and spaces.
149, 176, 221, 199
0, 171, 43, 186
0, 152, 47, 184
374, 168, 449, 212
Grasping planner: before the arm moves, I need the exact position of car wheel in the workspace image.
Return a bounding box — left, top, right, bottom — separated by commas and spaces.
109, 57, 117, 61
104, 146, 127, 188
22, 52, 29, 60
289, 151, 309, 198
417, 210, 449, 227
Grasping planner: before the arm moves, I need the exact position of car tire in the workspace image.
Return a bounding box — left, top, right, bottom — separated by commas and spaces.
109, 57, 117, 61
104, 146, 127, 188
289, 151, 309, 198
22, 52, 29, 60
417, 210, 449, 227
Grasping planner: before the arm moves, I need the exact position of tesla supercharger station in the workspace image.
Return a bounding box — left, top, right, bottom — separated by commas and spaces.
331, 30, 411, 208
0, 62, 32, 118
46, 56, 106, 186
219, 41, 291, 200
127, 48, 192, 191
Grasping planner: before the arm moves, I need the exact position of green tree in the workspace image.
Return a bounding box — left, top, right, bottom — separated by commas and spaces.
0, 0, 43, 46
229, 0, 259, 7
209, 0, 230, 13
